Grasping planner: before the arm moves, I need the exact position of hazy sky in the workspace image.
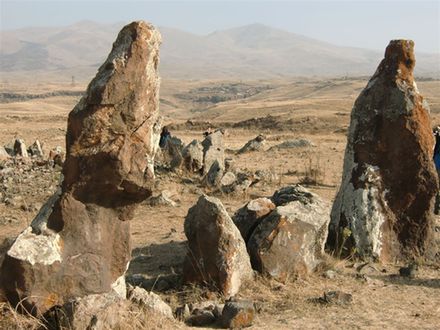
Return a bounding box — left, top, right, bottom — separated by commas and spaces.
1, 0, 439, 53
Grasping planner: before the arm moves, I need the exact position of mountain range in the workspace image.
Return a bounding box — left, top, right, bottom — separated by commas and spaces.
1, 21, 439, 80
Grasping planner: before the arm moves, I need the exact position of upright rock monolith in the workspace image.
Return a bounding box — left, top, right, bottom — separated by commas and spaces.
327, 40, 438, 261
0, 21, 161, 314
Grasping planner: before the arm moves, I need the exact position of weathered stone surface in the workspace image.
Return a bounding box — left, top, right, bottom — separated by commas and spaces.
269, 138, 314, 150
0, 146, 10, 160
13, 139, 28, 157
248, 185, 330, 281
128, 286, 173, 318
47, 292, 131, 330
161, 136, 184, 170
183, 195, 253, 297
271, 185, 315, 206
28, 140, 44, 157
202, 130, 224, 175
148, 190, 177, 207
322, 290, 353, 305
182, 139, 204, 173
220, 171, 237, 187
205, 159, 225, 187
48, 146, 65, 166
0, 21, 161, 315
221, 298, 255, 329
233, 197, 275, 242
327, 40, 438, 262
44, 289, 175, 329
238, 134, 266, 154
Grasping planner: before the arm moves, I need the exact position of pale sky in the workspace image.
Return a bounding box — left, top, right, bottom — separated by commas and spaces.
1, 0, 439, 53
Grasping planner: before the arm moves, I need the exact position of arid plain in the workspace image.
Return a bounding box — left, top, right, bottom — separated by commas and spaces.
0, 75, 439, 328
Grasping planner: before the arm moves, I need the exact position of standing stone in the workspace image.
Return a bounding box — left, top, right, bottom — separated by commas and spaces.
247, 185, 330, 282
0, 21, 161, 315
204, 159, 224, 187
161, 136, 184, 170
183, 195, 253, 297
182, 139, 204, 173
28, 140, 44, 157
13, 139, 28, 157
202, 130, 224, 175
327, 40, 438, 261
0, 146, 10, 160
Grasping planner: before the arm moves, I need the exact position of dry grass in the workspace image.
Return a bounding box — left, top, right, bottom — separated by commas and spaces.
0, 78, 439, 329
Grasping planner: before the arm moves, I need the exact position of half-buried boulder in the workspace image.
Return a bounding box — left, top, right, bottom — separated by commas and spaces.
247, 185, 330, 282
0, 21, 162, 315
326, 40, 438, 261
183, 195, 253, 297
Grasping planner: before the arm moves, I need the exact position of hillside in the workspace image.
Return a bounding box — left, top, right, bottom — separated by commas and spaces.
1, 21, 439, 82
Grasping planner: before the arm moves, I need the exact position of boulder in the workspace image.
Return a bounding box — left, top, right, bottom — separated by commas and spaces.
13, 139, 28, 157
44, 290, 175, 330
221, 298, 255, 329
128, 286, 173, 319
183, 195, 253, 297
238, 134, 266, 154
233, 197, 276, 242
248, 185, 330, 281
28, 140, 44, 157
327, 40, 438, 261
182, 139, 204, 173
0, 21, 162, 315
202, 130, 224, 175
269, 138, 314, 150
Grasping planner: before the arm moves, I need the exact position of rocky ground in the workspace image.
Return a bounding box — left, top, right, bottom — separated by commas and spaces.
0, 70, 439, 328
1, 127, 439, 329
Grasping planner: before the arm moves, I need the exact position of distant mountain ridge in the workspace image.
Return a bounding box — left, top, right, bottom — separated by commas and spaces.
1, 21, 439, 79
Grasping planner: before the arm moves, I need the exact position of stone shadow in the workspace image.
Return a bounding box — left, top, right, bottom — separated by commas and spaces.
370, 273, 440, 289
126, 240, 187, 292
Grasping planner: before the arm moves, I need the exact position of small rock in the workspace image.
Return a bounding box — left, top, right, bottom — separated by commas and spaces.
220, 171, 237, 187
221, 298, 255, 329
399, 263, 418, 279
148, 190, 177, 207
322, 290, 353, 305
357, 263, 380, 276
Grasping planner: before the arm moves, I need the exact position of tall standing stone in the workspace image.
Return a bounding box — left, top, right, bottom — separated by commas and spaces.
0, 21, 162, 315
327, 40, 438, 261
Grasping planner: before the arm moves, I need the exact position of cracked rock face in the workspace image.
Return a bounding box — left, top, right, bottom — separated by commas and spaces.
183, 195, 253, 297
247, 185, 330, 282
326, 40, 438, 261
0, 21, 161, 315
